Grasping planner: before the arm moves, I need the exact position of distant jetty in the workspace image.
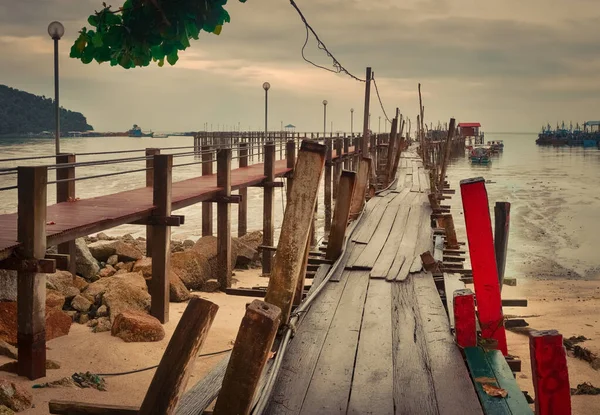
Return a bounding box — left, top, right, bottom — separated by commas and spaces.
537, 122, 600, 147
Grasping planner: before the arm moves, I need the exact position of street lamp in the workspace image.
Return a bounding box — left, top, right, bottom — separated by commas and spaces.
322, 100, 328, 138
350, 108, 354, 136
263, 82, 270, 141
48, 21, 64, 155
379, 116, 381, 134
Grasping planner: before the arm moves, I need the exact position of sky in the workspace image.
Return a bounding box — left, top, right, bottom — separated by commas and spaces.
1, 0, 599, 133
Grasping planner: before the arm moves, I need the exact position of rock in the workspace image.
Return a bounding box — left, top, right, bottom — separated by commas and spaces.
0, 362, 16, 374
71, 295, 92, 313
0, 271, 16, 302
83, 272, 150, 321
65, 310, 78, 321
88, 240, 143, 263
0, 340, 17, 360
132, 257, 152, 279
45, 290, 66, 310
87, 240, 117, 262
121, 234, 135, 243
170, 271, 191, 302
237, 230, 263, 251
73, 276, 89, 292
201, 279, 221, 293
94, 317, 112, 333
46, 271, 79, 300
106, 255, 119, 266
45, 309, 72, 340
183, 239, 195, 249
111, 310, 165, 342
75, 238, 100, 280
96, 305, 108, 317
98, 265, 116, 279
0, 405, 15, 415
171, 250, 210, 290
235, 241, 259, 269
171, 240, 185, 253
0, 379, 33, 411
46, 359, 61, 369
113, 241, 144, 262
96, 232, 113, 241
77, 313, 90, 325
115, 262, 134, 272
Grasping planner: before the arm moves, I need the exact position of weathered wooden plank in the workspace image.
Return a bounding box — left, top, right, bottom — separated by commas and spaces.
486, 350, 533, 414
345, 243, 366, 270
443, 273, 466, 328
347, 279, 393, 415
300, 271, 370, 415
49, 401, 139, 414
264, 278, 349, 415
419, 168, 430, 193
464, 347, 511, 415
387, 198, 424, 282
494, 202, 511, 289
391, 278, 439, 415
306, 264, 331, 296
175, 355, 230, 415
409, 194, 433, 273
369, 191, 415, 278
414, 273, 483, 415
351, 194, 390, 244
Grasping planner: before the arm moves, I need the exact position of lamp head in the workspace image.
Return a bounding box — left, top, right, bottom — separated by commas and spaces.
262, 82, 271, 91
48, 21, 65, 40
350, 108, 354, 113
323, 100, 328, 106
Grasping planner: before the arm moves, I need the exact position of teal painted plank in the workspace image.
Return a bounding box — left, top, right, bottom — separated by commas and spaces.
485, 350, 533, 414
464, 347, 511, 415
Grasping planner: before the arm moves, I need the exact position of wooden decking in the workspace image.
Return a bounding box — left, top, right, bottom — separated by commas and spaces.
265, 154, 483, 414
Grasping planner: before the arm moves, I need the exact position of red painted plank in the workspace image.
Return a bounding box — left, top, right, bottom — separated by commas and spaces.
530, 330, 571, 415
460, 177, 507, 355
453, 289, 477, 348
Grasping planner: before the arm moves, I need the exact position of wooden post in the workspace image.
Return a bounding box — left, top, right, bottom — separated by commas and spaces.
139, 298, 219, 415
56, 153, 76, 275
17, 166, 48, 380
343, 135, 350, 169
145, 148, 160, 257
263, 143, 275, 275
529, 330, 571, 415
150, 155, 172, 324
460, 177, 507, 355
440, 214, 459, 249
324, 135, 332, 233
439, 118, 456, 189
349, 157, 372, 219
453, 289, 477, 348
217, 148, 232, 288
494, 202, 511, 289
326, 171, 356, 261
386, 118, 398, 185
238, 143, 248, 237
265, 141, 326, 324
361, 67, 372, 155
333, 137, 343, 199
286, 139, 296, 201
293, 234, 311, 306
202, 145, 213, 236
213, 300, 281, 415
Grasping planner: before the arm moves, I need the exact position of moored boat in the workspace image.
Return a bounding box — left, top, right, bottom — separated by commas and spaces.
470, 146, 491, 164
128, 124, 154, 137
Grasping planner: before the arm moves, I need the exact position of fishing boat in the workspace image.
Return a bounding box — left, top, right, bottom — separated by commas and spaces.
488, 141, 504, 153
537, 121, 600, 147
153, 133, 169, 138
470, 146, 491, 164
128, 124, 154, 138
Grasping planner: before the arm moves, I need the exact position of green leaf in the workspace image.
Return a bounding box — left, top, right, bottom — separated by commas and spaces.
213, 25, 222, 35
92, 32, 103, 47
167, 50, 179, 65
88, 15, 99, 27
158, 58, 165, 67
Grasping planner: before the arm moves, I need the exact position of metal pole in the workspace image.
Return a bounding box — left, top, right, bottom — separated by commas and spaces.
265, 89, 268, 139
351, 110, 354, 136
323, 104, 327, 137
54, 38, 60, 155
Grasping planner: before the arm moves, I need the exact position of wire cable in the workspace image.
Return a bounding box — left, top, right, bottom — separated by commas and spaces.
373, 76, 392, 124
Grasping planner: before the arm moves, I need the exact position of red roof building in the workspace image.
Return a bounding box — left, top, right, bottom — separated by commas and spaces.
458, 122, 481, 137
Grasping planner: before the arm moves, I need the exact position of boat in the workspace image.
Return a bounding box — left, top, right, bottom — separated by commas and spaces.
488, 141, 504, 153
537, 121, 600, 147
153, 133, 169, 138
470, 146, 491, 164
128, 124, 154, 138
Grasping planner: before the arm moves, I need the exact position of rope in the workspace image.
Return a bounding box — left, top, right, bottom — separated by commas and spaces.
373, 76, 392, 124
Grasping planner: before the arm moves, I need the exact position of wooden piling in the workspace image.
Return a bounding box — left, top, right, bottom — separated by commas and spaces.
217, 148, 232, 288
361, 67, 372, 155
343, 135, 350, 170
439, 118, 456, 188
460, 177, 507, 355
286, 140, 296, 200
238, 143, 248, 237
440, 214, 459, 249
265, 141, 326, 324
213, 300, 281, 415
494, 202, 511, 289
139, 298, 219, 415
202, 145, 213, 236
326, 171, 356, 261
263, 143, 275, 275
324, 135, 333, 233
56, 153, 76, 275
453, 289, 477, 348
17, 166, 48, 380
293, 234, 311, 307
145, 148, 160, 258
150, 155, 172, 324
349, 157, 372, 219
529, 330, 571, 415
333, 137, 343, 199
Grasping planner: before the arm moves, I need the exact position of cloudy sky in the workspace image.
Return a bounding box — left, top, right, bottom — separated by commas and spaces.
1, 0, 599, 133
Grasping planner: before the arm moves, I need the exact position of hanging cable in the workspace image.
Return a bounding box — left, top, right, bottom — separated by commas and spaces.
372, 76, 392, 124
289, 0, 365, 82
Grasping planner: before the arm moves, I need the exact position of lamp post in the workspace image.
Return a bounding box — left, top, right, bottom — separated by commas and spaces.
322, 100, 328, 138
350, 108, 354, 137
263, 82, 270, 143
369, 113, 371, 131
48, 21, 64, 155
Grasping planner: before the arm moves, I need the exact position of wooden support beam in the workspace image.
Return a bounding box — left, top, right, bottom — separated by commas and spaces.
494, 202, 511, 289
45, 254, 69, 270
361, 68, 372, 156
326, 170, 357, 261
265, 141, 326, 325
140, 298, 219, 415
202, 145, 213, 236
0, 257, 56, 273
333, 138, 343, 198
238, 142, 248, 237
293, 227, 312, 306
285, 140, 296, 200
343, 135, 350, 169
213, 300, 281, 415
145, 148, 160, 258
56, 153, 76, 275
216, 148, 232, 288
439, 118, 456, 190
529, 330, 571, 415
349, 157, 372, 219
263, 143, 275, 275
440, 214, 459, 249
130, 215, 184, 226
17, 166, 48, 380
453, 289, 477, 348
150, 154, 172, 324
460, 177, 507, 355
324, 136, 333, 233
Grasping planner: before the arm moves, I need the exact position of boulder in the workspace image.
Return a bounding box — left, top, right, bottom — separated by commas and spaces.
88, 240, 143, 263
45, 290, 66, 310
121, 234, 135, 243
237, 230, 263, 251
132, 257, 152, 279
0, 303, 71, 345
115, 262, 134, 272
111, 310, 165, 342
77, 313, 90, 325
0, 340, 17, 360
106, 255, 119, 266
0, 380, 32, 412
171, 240, 185, 253
0, 405, 14, 415
96, 232, 113, 241
0, 271, 16, 302
171, 250, 210, 290
73, 276, 89, 292
98, 265, 116, 279
170, 271, 190, 302
45, 309, 72, 340
94, 317, 112, 333
46, 271, 80, 300
183, 239, 195, 249
96, 305, 108, 317
201, 279, 221, 293
87, 240, 117, 262
75, 238, 100, 280
71, 295, 92, 313
234, 241, 259, 269
99, 272, 151, 320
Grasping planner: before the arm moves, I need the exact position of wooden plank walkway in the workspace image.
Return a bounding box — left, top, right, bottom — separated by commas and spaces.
264, 152, 483, 415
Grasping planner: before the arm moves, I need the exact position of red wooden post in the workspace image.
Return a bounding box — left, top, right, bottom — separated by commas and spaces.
530, 330, 571, 415
453, 289, 477, 348
460, 177, 507, 355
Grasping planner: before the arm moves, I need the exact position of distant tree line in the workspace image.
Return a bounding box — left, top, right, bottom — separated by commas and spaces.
0, 85, 93, 135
